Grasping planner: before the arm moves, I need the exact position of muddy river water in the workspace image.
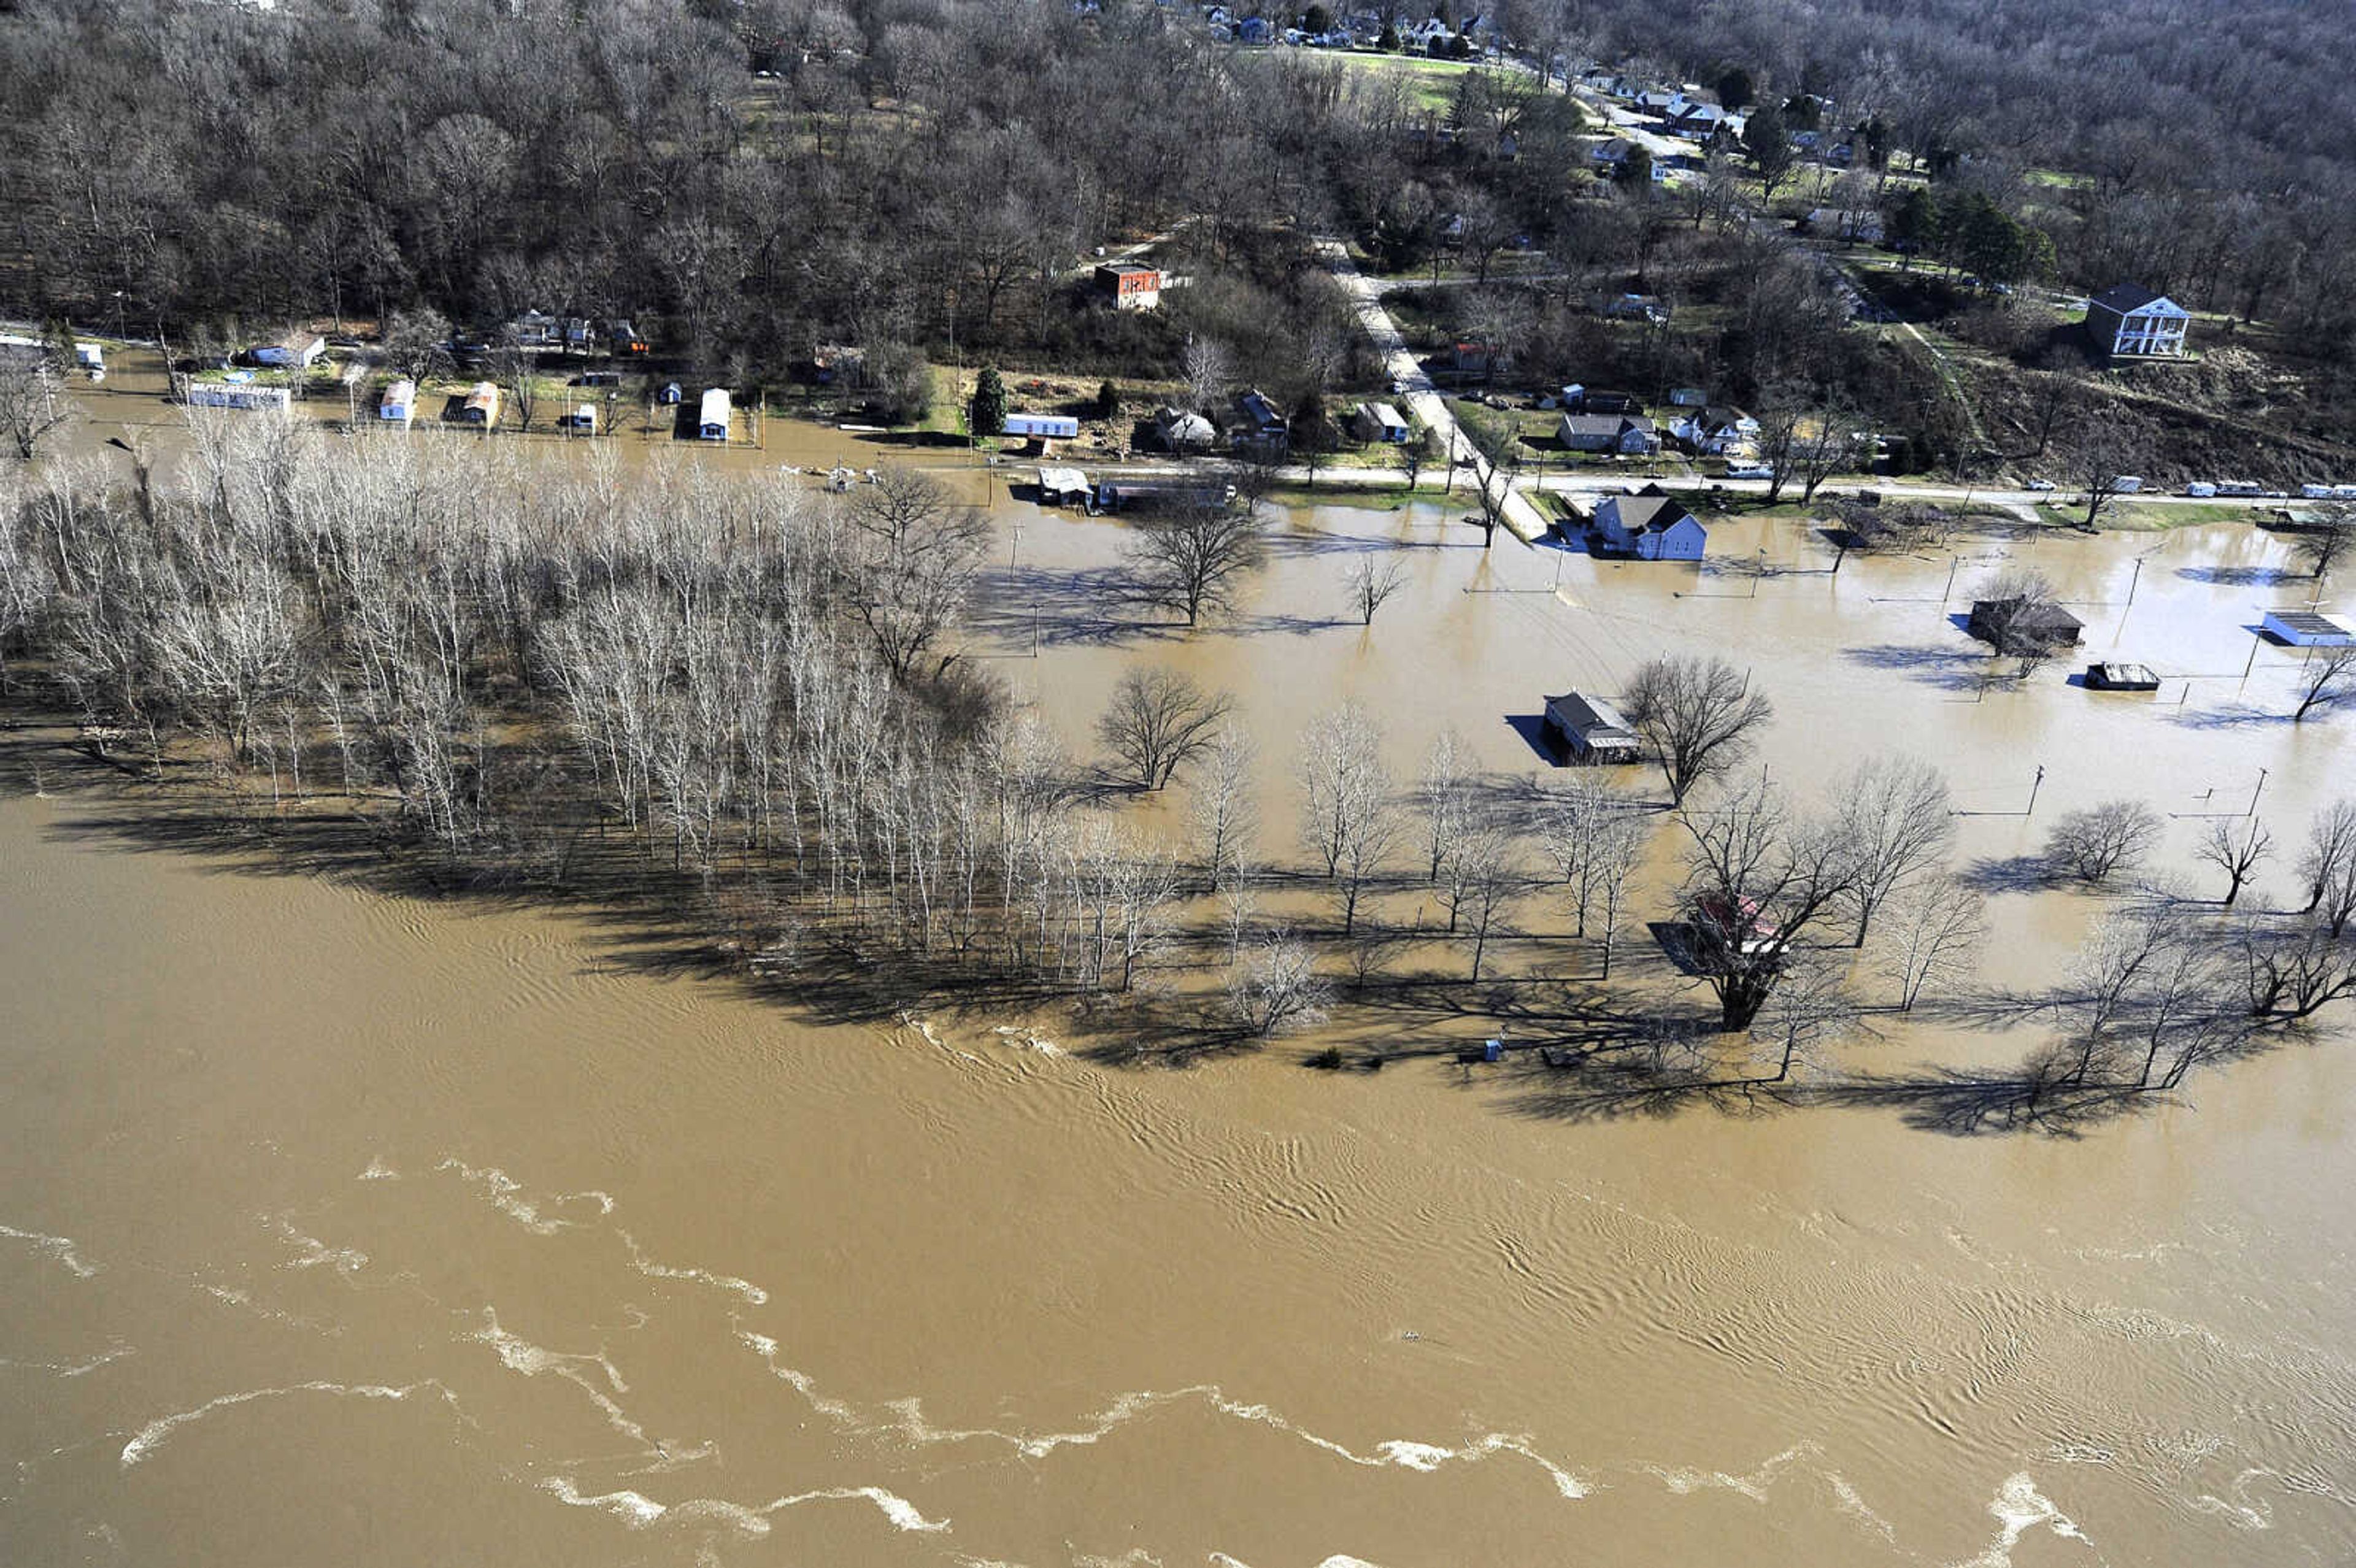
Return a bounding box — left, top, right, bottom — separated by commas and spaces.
7, 375, 2356, 1565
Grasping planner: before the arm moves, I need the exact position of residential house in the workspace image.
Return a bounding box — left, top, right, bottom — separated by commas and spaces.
1563, 386, 1636, 415
1593, 486, 1705, 559
1669, 406, 1757, 456
698, 387, 731, 441
1094, 261, 1163, 311
1803, 207, 1884, 243
508, 309, 560, 347
184, 382, 292, 412
1401, 16, 1450, 47
557, 404, 598, 434
377, 379, 415, 426
1352, 401, 1411, 443
1966, 597, 2084, 649
1543, 691, 1644, 764
1588, 136, 1639, 172
244, 335, 328, 369
1036, 466, 1093, 507
2085, 284, 2191, 358
1667, 101, 1736, 140
1232, 388, 1289, 450
1667, 386, 1709, 407
1632, 87, 1679, 118
1450, 340, 1499, 379
1558, 412, 1659, 455
563, 317, 593, 352
1155, 406, 1218, 451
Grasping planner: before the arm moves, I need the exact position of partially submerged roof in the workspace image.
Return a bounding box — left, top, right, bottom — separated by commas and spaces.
1609, 494, 1695, 534
1546, 690, 1636, 736
2263, 610, 2355, 641
1037, 466, 1089, 494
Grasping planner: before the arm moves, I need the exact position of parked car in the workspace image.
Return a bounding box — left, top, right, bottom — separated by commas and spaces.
2025, 478, 2056, 491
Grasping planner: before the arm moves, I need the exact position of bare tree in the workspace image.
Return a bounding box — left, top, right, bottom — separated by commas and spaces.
2044, 800, 2162, 883
1095, 666, 1233, 791
842, 465, 990, 681
1439, 824, 1520, 980
2239, 920, 2356, 1022
0, 351, 73, 462
1297, 702, 1396, 936
1623, 654, 1774, 806
1970, 564, 2071, 679
1877, 875, 1988, 1012
2290, 645, 2356, 721
490, 339, 541, 434
1748, 953, 1855, 1084
1230, 930, 1333, 1038
1678, 774, 1860, 1031
2295, 504, 2354, 580
1187, 721, 1257, 878
1790, 403, 1858, 504
2067, 407, 2146, 530
1834, 756, 1956, 945
1417, 727, 1470, 882
1182, 337, 1233, 417
2195, 817, 2273, 907
1125, 499, 1264, 628
2296, 801, 2356, 917
1345, 554, 1409, 626
1541, 775, 1650, 977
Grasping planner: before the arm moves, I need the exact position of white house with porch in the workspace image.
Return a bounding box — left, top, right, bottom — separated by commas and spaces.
2085, 285, 2190, 358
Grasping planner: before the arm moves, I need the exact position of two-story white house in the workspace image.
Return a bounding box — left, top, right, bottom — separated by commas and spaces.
2085, 284, 2190, 358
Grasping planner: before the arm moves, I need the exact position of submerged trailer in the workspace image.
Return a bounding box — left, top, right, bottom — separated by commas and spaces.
698, 387, 731, 441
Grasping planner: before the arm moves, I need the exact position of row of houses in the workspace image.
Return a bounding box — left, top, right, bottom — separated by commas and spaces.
501, 312, 651, 356
369, 379, 731, 439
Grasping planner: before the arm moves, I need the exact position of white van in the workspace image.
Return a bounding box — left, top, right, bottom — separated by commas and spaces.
1723, 461, 1775, 480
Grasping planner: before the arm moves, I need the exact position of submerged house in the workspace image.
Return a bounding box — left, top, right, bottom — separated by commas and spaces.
1543, 691, 1644, 764
1967, 597, 2084, 649
2260, 610, 2355, 647
377, 379, 415, 425
460, 381, 501, 426
1593, 487, 1706, 559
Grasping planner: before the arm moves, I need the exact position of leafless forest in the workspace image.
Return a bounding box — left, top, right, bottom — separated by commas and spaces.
2, 0, 2352, 404
4, 428, 2354, 1126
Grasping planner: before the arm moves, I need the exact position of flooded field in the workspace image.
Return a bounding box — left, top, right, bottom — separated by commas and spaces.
7, 372, 2356, 1565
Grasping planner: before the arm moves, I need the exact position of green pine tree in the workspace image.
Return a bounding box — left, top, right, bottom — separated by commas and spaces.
969, 366, 1007, 439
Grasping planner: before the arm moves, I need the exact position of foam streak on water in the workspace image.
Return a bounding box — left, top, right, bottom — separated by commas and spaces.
119, 1382, 449, 1466
538, 1475, 949, 1534
0, 1221, 99, 1278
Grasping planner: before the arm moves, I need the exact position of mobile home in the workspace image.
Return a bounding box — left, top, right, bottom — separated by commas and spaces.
698, 388, 731, 441
378, 379, 415, 425
558, 403, 598, 434
1003, 412, 1080, 440
184, 382, 291, 413
461, 382, 501, 426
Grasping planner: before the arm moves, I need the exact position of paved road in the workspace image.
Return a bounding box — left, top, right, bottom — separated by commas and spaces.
1314, 236, 1550, 543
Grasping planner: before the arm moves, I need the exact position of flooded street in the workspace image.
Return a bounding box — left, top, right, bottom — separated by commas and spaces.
7, 379, 2356, 1565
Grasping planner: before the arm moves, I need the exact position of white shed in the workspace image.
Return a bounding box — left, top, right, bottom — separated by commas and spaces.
698, 388, 731, 441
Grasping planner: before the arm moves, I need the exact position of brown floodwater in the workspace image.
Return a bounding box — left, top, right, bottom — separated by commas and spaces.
9, 364, 2356, 1565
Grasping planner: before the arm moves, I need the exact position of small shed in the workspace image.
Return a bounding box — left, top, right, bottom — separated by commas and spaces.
1093, 263, 1163, 311
378, 379, 415, 425
461, 381, 501, 426
1036, 466, 1092, 507
658, 381, 683, 405
1544, 691, 1644, 764
2261, 610, 2356, 647
74, 342, 105, 378
698, 388, 732, 441
1004, 412, 1080, 440
1967, 598, 2084, 648
1352, 401, 1411, 443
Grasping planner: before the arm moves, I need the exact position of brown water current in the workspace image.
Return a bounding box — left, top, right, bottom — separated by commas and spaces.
9, 374, 2356, 1564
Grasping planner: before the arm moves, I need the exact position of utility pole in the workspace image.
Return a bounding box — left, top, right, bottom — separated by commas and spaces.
1941, 553, 1961, 607
2249, 766, 2269, 818
2027, 763, 2046, 817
